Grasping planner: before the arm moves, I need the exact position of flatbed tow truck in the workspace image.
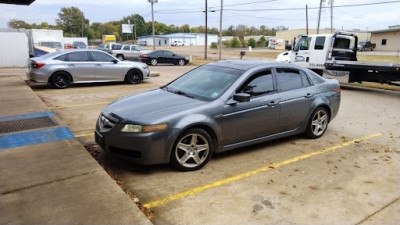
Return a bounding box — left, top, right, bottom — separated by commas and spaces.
281, 32, 400, 86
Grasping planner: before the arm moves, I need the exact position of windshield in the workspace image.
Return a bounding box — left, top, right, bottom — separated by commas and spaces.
166, 65, 243, 101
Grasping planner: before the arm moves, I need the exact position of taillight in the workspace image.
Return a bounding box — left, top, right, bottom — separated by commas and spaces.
140, 54, 148, 58
332, 85, 341, 94
31, 61, 45, 69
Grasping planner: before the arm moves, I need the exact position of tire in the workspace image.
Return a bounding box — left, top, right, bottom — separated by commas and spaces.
178, 59, 185, 66
117, 55, 125, 60
305, 107, 329, 139
150, 59, 158, 66
50, 71, 72, 89
170, 128, 212, 171
125, 69, 142, 84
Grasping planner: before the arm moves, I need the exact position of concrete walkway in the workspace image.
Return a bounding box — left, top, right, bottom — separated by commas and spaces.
0, 68, 152, 224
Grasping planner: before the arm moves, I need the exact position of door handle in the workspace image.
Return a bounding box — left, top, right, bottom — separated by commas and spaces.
306, 57, 309, 62
67, 64, 75, 67
305, 93, 314, 98
267, 100, 279, 106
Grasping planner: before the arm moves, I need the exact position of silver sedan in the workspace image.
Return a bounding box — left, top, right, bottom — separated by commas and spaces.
96, 60, 341, 171
26, 49, 150, 89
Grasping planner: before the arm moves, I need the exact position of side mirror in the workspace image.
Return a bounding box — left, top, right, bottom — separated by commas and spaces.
113, 59, 118, 64
233, 93, 250, 102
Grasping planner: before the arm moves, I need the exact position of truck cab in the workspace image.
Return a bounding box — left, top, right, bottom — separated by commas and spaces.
290, 32, 358, 75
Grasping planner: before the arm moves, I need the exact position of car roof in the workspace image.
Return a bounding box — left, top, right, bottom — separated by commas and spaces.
206, 60, 290, 71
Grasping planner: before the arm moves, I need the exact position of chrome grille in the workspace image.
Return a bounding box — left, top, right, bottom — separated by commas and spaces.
99, 114, 118, 131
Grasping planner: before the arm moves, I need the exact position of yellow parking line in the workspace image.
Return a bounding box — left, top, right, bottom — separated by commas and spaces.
143, 132, 382, 209
75, 132, 94, 138
49, 102, 110, 109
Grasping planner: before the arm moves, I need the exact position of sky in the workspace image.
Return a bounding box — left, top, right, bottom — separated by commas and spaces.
0, 0, 399, 32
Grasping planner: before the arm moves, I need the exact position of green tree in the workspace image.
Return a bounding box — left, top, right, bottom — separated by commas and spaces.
56, 6, 89, 37
231, 37, 240, 48
7, 19, 32, 29
248, 38, 256, 48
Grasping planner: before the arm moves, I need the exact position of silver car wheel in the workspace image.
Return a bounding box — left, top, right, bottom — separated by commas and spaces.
171, 128, 212, 171
306, 108, 329, 138
150, 59, 157, 66
178, 59, 185, 66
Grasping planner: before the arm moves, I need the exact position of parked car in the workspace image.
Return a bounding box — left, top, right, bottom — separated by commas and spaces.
26, 49, 150, 89
171, 41, 184, 46
73, 41, 87, 49
139, 50, 189, 66
138, 41, 147, 46
96, 43, 122, 54
95, 60, 341, 171
357, 41, 376, 51
112, 44, 149, 61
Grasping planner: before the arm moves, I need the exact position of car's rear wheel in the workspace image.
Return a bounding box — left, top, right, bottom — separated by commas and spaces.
150, 59, 158, 66
171, 128, 212, 171
50, 71, 72, 89
117, 55, 125, 60
125, 69, 142, 84
305, 107, 329, 139
178, 59, 185, 66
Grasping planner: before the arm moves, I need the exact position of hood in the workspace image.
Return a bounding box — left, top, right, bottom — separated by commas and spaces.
102, 89, 205, 123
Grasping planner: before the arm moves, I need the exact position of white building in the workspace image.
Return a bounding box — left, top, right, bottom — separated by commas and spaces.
137, 33, 218, 46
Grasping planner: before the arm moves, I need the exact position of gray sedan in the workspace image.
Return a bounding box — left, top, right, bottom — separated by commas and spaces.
95, 60, 341, 171
26, 49, 150, 89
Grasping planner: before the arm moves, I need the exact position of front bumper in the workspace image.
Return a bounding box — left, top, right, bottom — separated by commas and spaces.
95, 115, 177, 165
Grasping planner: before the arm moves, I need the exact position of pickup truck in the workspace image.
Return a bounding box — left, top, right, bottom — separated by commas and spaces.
112, 44, 148, 60
357, 41, 376, 51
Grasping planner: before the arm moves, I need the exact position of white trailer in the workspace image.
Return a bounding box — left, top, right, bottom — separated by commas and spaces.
26, 29, 64, 57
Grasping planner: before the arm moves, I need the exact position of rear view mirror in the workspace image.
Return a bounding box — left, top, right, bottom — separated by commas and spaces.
233, 93, 250, 102
113, 59, 118, 64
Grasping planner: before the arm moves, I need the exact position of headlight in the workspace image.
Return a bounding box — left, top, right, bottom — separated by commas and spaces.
121, 123, 168, 133
141, 64, 149, 70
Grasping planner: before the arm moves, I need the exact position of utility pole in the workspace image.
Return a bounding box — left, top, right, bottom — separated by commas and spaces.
148, 0, 158, 50
306, 4, 308, 35
219, 0, 223, 60
204, 0, 208, 59
330, 0, 334, 33
317, 0, 323, 34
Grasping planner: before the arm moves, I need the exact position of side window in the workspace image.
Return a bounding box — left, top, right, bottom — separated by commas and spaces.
276, 68, 303, 92
164, 51, 174, 57
123, 45, 130, 50
66, 52, 90, 61
239, 70, 274, 97
91, 51, 115, 62
314, 37, 325, 50
333, 38, 350, 49
54, 54, 66, 61
296, 37, 311, 50
300, 71, 312, 87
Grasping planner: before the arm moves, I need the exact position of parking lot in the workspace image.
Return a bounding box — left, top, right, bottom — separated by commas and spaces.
26, 63, 400, 224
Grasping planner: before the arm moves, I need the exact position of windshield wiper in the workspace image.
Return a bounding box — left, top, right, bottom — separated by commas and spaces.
174, 90, 194, 99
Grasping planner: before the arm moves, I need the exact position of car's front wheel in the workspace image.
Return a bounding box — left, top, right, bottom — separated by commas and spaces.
178, 59, 185, 66
117, 55, 125, 60
50, 71, 72, 89
150, 59, 158, 66
170, 128, 212, 171
125, 69, 142, 84
305, 107, 329, 139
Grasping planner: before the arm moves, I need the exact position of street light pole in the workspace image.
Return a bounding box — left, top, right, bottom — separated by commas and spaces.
204, 0, 208, 59
148, 0, 158, 50
219, 0, 223, 60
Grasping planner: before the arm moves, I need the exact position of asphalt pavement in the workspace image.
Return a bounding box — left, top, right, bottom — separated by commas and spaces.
0, 67, 152, 224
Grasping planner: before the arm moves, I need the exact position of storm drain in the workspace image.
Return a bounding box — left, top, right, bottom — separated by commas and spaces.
0, 116, 58, 134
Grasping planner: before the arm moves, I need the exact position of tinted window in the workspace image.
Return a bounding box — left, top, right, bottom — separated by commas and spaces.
239, 71, 274, 97
276, 68, 303, 92
314, 37, 325, 50
66, 52, 90, 61
54, 54, 67, 61
91, 51, 115, 62
164, 51, 174, 57
333, 38, 350, 49
123, 45, 130, 50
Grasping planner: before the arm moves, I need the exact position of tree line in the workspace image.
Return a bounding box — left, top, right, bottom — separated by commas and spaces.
7, 6, 287, 43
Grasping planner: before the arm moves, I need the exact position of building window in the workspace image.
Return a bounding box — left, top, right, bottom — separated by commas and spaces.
381, 39, 387, 45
